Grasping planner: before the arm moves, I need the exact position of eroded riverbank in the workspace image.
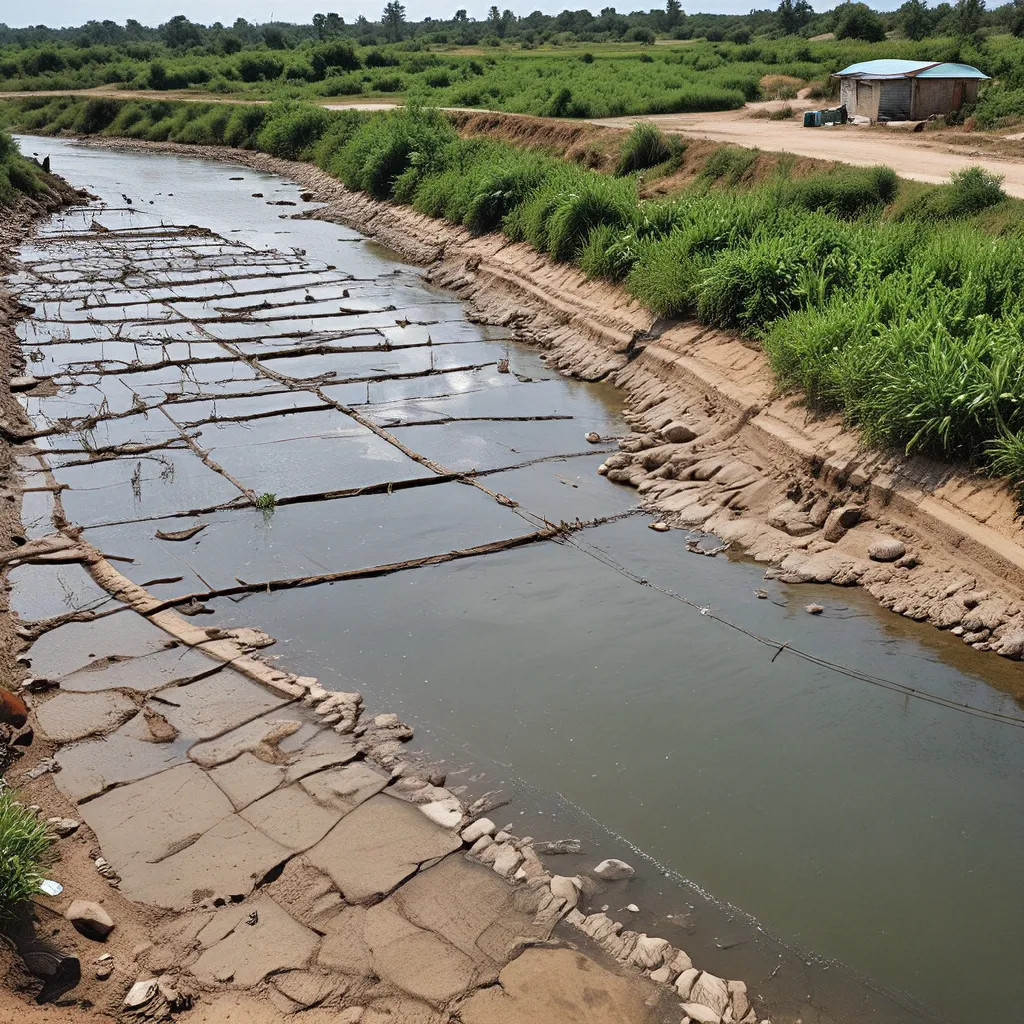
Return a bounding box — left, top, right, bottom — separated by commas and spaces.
3, 137, 1024, 1024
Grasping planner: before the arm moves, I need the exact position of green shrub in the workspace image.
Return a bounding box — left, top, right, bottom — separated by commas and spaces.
223, 104, 269, 148
0, 789, 53, 917
615, 122, 672, 176
256, 103, 331, 159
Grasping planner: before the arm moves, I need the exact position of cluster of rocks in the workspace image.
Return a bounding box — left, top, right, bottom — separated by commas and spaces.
594, 404, 1024, 659
461, 819, 766, 1024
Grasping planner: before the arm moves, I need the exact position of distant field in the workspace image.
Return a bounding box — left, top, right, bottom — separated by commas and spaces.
4, 33, 1024, 123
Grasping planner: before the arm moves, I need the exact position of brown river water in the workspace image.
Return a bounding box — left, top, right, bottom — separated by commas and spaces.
10, 136, 1024, 1024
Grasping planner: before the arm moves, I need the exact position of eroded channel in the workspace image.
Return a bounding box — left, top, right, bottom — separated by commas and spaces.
10, 137, 1024, 1024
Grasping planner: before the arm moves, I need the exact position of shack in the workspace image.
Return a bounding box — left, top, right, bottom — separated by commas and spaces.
832, 60, 988, 122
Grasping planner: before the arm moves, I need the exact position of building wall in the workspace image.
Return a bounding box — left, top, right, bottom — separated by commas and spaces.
853, 80, 880, 120
911, 78, 980, 118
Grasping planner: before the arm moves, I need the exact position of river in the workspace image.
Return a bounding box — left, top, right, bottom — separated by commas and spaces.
10, 135, 1024, 1024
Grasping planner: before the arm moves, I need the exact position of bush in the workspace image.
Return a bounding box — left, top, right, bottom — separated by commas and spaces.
615, 122, 672, 176
945, 166, 1007, 216
699, 145, 758, 185
331, 107, 456, 199
0, 789, 53, 917
256, 103, 331, 159
223, 104, 269, 148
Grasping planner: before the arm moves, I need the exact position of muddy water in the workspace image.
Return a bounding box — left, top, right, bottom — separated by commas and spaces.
13, 137, 1024, 1024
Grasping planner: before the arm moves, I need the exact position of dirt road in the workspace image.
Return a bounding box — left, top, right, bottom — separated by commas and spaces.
591, 108, 1024, 195
6, 86, 1024, 194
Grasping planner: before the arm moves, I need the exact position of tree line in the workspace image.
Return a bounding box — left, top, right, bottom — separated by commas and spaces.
2, 0, 1022, 51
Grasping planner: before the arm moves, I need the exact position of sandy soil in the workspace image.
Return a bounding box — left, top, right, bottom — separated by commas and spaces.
7, 87, 1024, 193
590, 109, 1024, 194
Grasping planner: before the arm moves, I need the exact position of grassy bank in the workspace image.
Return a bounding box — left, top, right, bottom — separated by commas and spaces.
0, 130, 48, 206
9, 94, 1024, 487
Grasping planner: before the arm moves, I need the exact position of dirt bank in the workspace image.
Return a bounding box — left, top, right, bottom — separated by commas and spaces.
60, 136, 1024, 695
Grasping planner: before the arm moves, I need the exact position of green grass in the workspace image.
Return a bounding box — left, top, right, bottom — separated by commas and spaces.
10, 93, 1024, 488
0, 130, 46, 205
2, 31, 1017, 122
615, 122, 673, 176
0, 789, 53, 916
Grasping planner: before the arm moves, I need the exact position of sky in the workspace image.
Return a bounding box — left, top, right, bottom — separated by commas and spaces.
6, 0, 905, 30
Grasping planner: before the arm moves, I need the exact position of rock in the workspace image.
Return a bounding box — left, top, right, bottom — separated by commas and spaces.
805, 603, 824, 615
661, 421, 698, 443
533, 838, 581, 855
157, 975, 193, 1011
627, 934, 669, 969
65, 900, 115, 941
728, 980, 750, 1020
649, 522, 670, 532
868, 537, 906, 562
690, 972, 730, 1015
669, 949, 693, 973
95, 964, 113, 980
549, 875, 580, 908
675, 967, 700, 999
419, 799, 463, 830
822, 505, 862, 542
47, 817, 80, 837
995, 628, 1024, 658
680, 1002, 723, 1024
585, 432, 602, 443
625, 903, 639, 912
461, 817, 496, 843
124, 979, 158, 1008
593, 858, 634, 881
649, 965, 673, 984
491, 845, 523, 878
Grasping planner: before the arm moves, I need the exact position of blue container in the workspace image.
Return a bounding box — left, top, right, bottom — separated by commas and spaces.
803, 110, 821, 127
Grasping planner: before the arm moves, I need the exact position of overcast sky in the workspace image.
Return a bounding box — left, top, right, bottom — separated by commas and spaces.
8, 1, 905, 30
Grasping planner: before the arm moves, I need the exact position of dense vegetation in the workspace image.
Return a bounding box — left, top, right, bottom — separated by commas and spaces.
0, 129, 46, 205
8, 93, 1024, 484
3, 4, 1024, 124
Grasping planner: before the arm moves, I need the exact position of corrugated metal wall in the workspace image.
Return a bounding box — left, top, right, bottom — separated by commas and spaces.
878, 80, 912, 120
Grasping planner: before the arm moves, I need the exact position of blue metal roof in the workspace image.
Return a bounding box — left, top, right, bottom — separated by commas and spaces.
834, 59, 989, 80
916, 62, 989, 79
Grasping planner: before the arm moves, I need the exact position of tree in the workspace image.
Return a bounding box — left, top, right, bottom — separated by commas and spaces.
899, 0, 931, 39
953, 0, 985, 40
833, 2, 886, 41
161, 14, 203, 50
263, 25, 288, 49
666, 0, 683, 28
453, 9, 468, 23
382, 0, 407, 41
776, 0, 813, 34
1012, 0, 1024, 36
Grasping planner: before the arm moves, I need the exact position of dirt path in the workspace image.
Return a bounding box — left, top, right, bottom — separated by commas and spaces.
590, 110, 1024, 193
7, 87, 1024, 194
